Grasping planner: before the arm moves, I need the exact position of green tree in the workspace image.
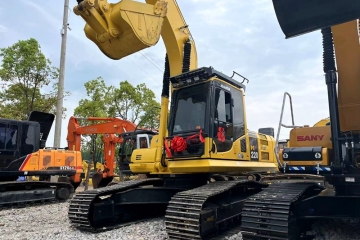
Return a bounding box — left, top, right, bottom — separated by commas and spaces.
108, 80, 160, 128
0, 38, 70, 120
74, 77, 110, 118
73, 77, 110, 167
73, 77, 160, 168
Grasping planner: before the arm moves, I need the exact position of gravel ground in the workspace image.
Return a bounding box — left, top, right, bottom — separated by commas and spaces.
0, 202, 360, 240
0, 202, 167, 240
312, 219, 360, 240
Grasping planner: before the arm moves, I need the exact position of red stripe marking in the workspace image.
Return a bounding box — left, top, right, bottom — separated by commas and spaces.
19, 154, 32, 171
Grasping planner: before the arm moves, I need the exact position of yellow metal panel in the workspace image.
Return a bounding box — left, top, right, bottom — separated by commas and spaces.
313, 117, 330, 127
167, 159, 278, 173
332, 21, 360, 132
131, 160, 278, 174
130, 163, 157, 173
288, 126, 332, 149
131, 147, 157, 163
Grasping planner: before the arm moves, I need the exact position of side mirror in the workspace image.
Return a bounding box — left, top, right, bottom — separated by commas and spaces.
258, 127, 274, 137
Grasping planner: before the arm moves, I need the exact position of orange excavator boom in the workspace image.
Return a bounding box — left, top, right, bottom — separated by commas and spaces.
66, 116, 151, 188
67, 116, 137, 151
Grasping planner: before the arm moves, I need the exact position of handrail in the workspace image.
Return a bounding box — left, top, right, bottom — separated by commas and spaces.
274, 92, 302, 168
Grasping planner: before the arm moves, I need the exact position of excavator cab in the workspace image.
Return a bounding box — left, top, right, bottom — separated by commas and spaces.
0, 118, 40, 181
118, 130, 158, 173
167, 67, 246, 158
0, 111, 54, 181
154, 66, 276, 173
128, 67, 278, 174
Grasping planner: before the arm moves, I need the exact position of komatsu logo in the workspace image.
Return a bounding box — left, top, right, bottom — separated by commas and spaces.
220, 84, 230, 91
297, 135, 324, 141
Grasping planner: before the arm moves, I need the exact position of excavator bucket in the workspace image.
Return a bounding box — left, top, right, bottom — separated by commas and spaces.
73, 0, 168, 60
92, 172, 114, 189
271, 0, 360, 38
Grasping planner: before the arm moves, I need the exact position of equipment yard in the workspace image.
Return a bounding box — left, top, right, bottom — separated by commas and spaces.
0, 200, 359, 240
2, 0, 360, 239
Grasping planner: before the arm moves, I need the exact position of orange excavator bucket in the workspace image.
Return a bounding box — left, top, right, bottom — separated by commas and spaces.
73, 0, 168, 60
271, 0, 360, 38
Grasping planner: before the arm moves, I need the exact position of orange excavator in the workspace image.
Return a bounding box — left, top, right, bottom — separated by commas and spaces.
67, 116, 158, 188
0, 111, 83, 206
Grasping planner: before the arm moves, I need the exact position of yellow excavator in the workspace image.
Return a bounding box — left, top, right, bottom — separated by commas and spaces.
273, 1, 360, 189
68, 0, 280, 239
68, 0, 360, 239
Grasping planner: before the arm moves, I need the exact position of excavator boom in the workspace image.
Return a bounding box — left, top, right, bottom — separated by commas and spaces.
73, 0, 198, 170
67, 116, 137, 151
73, 0, 197, 75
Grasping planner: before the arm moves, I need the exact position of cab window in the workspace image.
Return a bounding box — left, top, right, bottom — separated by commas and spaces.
214, 88, 233, 140
0, 123, 18, 150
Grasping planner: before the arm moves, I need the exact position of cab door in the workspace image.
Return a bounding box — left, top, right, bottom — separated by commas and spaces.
211, 86, 234, 154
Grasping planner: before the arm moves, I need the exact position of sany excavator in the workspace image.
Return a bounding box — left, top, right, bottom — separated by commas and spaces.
241, 1, 360, 239
68, 1, 281, 239
67, 116, 157, 188
0, 111, 83, 206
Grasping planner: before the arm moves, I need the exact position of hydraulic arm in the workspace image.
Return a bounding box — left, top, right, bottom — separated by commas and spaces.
67, 116, 137, 187
73, 0, 197, 172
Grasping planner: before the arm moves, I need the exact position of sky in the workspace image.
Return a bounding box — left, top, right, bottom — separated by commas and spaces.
0, 0, 330, 148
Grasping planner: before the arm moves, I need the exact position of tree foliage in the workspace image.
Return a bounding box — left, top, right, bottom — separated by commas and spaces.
0, 38, 70, 120
73, 77, 109, 166
108, 81, 160, 128
74, 77, 160, 167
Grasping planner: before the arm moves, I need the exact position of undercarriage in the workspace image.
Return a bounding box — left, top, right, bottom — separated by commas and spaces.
0, 180, 76, 208
67, 172, 360, 240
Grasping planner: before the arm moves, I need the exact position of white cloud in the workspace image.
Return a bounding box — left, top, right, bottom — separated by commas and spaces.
0, 24, 7, 33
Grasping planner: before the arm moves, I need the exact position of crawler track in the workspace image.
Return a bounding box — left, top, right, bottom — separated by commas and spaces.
241, 181, 323, 240
0, 181, 74, 209
165, 179, 268, 240
68, 178, 163, 232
